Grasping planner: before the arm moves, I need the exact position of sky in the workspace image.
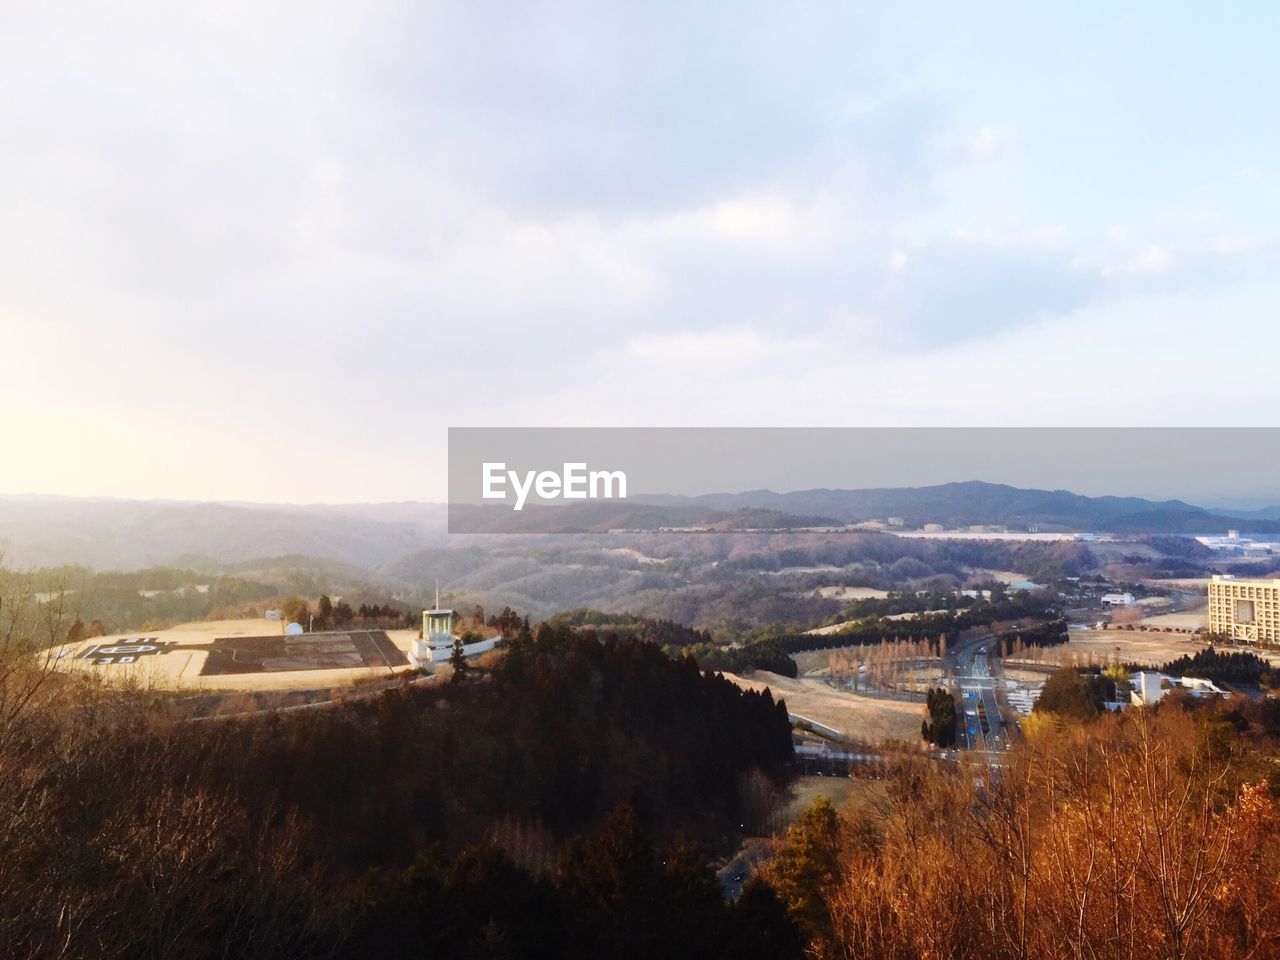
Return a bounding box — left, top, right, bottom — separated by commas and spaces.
2, 1, 1278, 503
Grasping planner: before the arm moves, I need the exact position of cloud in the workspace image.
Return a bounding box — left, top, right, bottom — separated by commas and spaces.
1, 2, 1278, 501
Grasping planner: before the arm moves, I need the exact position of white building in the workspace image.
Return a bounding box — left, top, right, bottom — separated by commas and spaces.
1101, 592, 1136, 607
1130, 671, 1227, 706
1209, 575, 1280, 644
411, 607, 456, 668
1197, 533, 1280, 555
410, 605, 500, 670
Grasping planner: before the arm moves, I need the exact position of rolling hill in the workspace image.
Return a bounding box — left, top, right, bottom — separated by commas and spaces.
632, 481, 1280, 534
2, 482, 1276, 572
0, 495, 445, 569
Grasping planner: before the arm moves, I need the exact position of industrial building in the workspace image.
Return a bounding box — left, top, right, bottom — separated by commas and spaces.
1101, 592, 1135, 607
1208, 575, 1280, 645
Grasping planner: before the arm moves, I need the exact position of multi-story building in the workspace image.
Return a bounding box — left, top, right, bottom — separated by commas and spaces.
1208, 575, 1280, 644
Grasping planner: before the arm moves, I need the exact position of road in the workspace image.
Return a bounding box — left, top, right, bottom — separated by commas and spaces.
716, 838, 777, 901
948, 634, 1012, 754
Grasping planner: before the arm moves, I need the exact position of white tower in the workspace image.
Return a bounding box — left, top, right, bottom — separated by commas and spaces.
411, 581, 455, 668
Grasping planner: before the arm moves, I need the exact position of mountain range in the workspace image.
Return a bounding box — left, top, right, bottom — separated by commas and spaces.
629, 481, 1280, 534
1, 481, 1276, 570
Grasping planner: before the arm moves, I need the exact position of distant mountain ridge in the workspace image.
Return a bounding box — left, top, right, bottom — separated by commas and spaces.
1, 482, 1277, 570
630, 480, 1280, 534
0, 495, 446, 569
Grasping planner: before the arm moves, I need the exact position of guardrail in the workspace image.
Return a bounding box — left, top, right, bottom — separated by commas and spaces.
787, 713, 846, 740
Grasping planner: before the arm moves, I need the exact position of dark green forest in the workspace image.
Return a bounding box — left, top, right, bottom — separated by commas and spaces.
2, 623, 798, 959
1161, 646, 1279, 687
921, 687, 957, 746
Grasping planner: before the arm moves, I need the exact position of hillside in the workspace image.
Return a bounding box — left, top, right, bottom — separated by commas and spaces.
635, 481, 1280, 533
3, 483, 1277, 573
0, 495, 446, 569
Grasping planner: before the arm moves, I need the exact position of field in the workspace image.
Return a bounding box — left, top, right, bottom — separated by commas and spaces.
965, 568, 1032, 583
1051, 628, 1206, 667
796, 609, 949, 634
53, 618, 422, 691
1131, 606, 1209, 631
1155, 578, 1212, 591
724, 670, 924, 743
785, 775, 886, 821
198, 632, 406, 676
1002, 665, 1054, 684
1057, 626, 1280, 669
793, 648, 840, 674
810, 586, 890, 600
804, 619, 862, 636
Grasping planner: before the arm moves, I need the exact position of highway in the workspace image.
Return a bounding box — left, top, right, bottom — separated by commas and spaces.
949, 634, 1012, 754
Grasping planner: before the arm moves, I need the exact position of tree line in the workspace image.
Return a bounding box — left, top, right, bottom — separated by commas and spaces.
550, 608, 713, 648
995, 617, 1069, 655
1162, 645, 1279, 687
713, 592, 1063, 675
278, 593, 419, 631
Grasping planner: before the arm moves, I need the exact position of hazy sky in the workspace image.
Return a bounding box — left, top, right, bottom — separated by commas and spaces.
2, 2, 1278, 503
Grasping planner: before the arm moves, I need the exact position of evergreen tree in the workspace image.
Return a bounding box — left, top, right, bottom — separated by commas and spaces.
731, 878, 805, 959
450, 635, 469, 682
559, 806, 668, 960
758, 797, 842, 946
922, 687, 957, 746
1035, 667, 1104, 721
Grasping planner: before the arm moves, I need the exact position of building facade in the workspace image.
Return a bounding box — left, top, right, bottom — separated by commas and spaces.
411, 607, 456, 668
410, 606, 501, 669
1208, 575, 1280, 644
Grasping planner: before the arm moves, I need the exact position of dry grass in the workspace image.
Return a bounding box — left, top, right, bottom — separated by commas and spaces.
1002, 666, 1053, 684
885, 609, 949, 621
785, 775, 886, 822
805, 620, 862, 637
1133, 606, 1208, 630
792, 649, 837, 675
811, 586, 890, 600
1053, 629, 1208, 667
1152, 577, 1212, 591
965, 568, 1032, 584
723, 670, 924, 743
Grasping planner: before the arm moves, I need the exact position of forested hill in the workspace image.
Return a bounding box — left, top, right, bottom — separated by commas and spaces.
4, 625, 796, 958
0, 495, 445, 568
634, 480, 1280, 533
4, 483, 1277, 573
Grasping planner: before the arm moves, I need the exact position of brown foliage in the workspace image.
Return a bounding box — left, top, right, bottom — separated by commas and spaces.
821, 711, 1280, 960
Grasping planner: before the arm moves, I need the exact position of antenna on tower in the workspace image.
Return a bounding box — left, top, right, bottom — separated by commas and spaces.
435, 579, 440, 610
